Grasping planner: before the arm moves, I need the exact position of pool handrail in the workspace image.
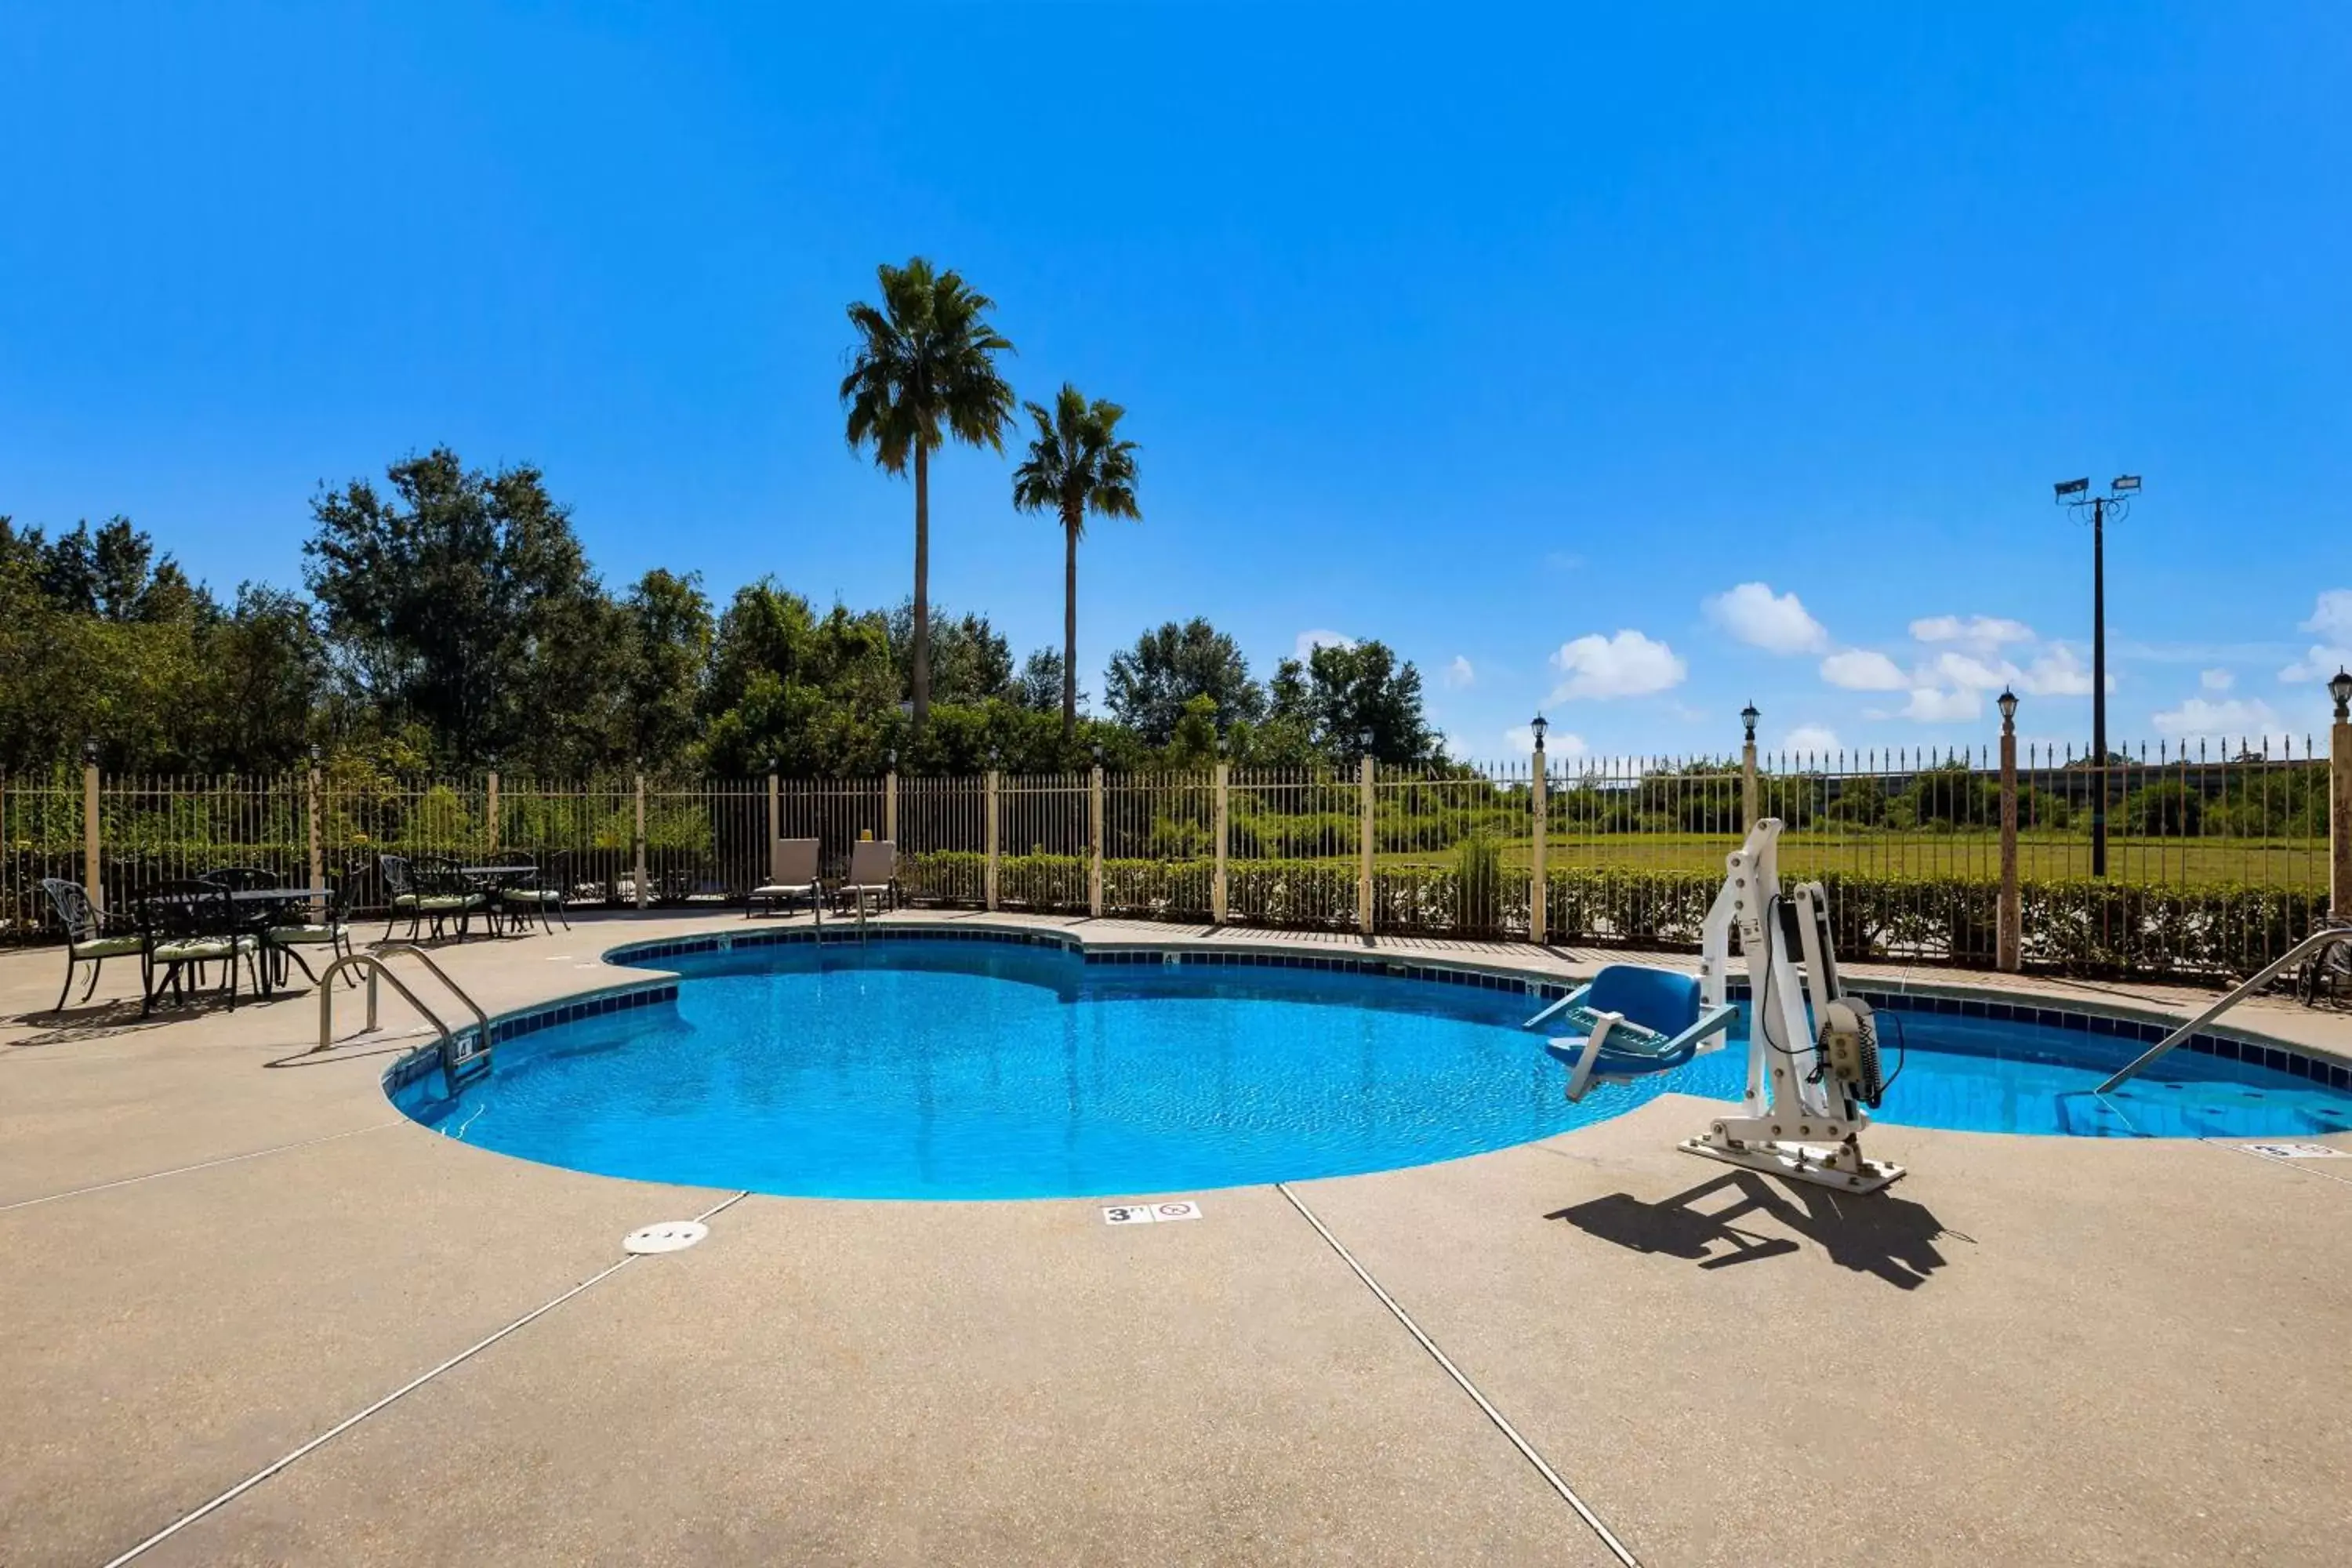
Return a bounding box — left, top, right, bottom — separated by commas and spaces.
313, 943, 494, 1094
2094, 922, 2352, 1094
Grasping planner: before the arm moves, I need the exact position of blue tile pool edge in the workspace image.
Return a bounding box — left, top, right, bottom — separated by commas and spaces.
381, 923, 2352, 1100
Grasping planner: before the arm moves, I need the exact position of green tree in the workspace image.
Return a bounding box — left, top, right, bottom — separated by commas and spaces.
619, 569, 714, 771
1015, 647, 1069, 713
703, 583, 898, 775
884, 601, 1014, 707
840, 257, 1017, 731
1105, 619, 1265, 746
304, 447, 611, 768
1299, 639, 1437, 764
1011, 383, 1141, 739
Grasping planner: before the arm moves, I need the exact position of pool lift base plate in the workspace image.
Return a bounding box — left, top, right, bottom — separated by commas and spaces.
1680, 1128, 1904, 1195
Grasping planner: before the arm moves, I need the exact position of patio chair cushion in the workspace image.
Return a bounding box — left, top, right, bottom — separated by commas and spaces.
752, 882, 818, 896
70, 935, 145, 960
494, 887, 564, 903
416, 893, 484, 912
267, 923, 349, 945
153, 935, 257, 962
391, 893, 420, 909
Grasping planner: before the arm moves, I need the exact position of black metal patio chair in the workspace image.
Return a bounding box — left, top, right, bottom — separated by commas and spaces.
138, 879, 264, 1015
37, 878, 146, 1011
492, 851, 572, 935
263, 875, 358, 985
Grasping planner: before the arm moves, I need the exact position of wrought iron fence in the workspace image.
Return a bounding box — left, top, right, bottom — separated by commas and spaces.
2, 735, 2339, 985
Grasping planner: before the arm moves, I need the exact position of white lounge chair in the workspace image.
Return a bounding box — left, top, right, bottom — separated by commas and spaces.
833, 839, 896, 919
750, 838, 824, 922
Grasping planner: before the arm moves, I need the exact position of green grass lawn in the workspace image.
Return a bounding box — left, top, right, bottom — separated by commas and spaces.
1368, 832, 2331, 890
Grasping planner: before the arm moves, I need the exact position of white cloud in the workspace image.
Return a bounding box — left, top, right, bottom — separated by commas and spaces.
1294, 629, 1355, 661
1911, 614, 2035, 652
1704, 582, 1828, 655
1820, 648, 1908, 691
2151, 695, 2288, 745
1548, 630, 1686, 701
1506, 724, 1588, 759
1442, 731, 1474, 760
1900, 686, 1982, 723
1925, 650, 2013, 691
2278, 591, 2352, 682
2200, 668, 2234, 691
1443, 655, 1475, 689
2015, 643, 2103, 697
1780, 724, 1841, 753
2304, 590, 2352, 641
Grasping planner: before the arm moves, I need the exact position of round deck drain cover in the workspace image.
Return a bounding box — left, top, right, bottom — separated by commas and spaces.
624, 1220, 710, 1254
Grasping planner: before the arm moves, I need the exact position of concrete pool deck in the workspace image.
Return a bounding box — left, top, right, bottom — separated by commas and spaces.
2, 909, 2347, 1566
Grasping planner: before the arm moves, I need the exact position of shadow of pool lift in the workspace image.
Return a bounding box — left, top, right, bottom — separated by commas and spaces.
1526, 818, 1904, 1195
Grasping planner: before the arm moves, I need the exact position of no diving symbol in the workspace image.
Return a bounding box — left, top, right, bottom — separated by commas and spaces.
1101, 1200, 1206, 1225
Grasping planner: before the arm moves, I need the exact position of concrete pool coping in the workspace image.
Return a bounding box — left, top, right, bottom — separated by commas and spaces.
4, 908, 2350, 1566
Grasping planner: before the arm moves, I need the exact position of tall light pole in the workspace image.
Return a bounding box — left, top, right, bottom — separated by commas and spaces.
2054, 473, 2141, 877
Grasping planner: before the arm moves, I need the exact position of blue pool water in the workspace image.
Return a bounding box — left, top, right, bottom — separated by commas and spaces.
389, 941, 2352, 1200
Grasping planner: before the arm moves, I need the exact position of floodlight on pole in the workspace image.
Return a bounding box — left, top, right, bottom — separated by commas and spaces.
2054, 472, 2143, 877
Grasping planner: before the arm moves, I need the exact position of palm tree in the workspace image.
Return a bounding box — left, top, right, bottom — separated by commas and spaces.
1011, 383, 1142, 739
840, 258, 1016, 730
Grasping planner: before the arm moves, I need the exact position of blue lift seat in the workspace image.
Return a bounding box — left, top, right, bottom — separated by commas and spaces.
1527, 964, 1739, 1102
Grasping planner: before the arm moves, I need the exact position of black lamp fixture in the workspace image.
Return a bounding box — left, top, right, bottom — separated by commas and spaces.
1529, 713, 1548, 750
82, 737, 98, 766
1740, 702, 1760, 743
886, 746, 897, 770
1998, 687, 2020, 726
308, 742, 321, 766
1091, 742, 1104, 768
1358, 728, 1374, 757
2331, 667, 2352, 722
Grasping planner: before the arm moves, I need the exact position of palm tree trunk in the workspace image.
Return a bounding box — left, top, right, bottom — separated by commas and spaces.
1062, 508, 1080, 740
912, 442, 931, 729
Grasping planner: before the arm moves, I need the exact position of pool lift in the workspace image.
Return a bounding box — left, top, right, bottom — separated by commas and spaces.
1525, 817, 1904, 1193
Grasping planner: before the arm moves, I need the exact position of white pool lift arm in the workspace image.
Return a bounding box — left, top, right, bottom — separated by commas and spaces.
1677, 818, 1904, 1193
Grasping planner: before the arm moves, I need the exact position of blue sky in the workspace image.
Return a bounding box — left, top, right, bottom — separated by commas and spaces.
5, 2, 2348, 764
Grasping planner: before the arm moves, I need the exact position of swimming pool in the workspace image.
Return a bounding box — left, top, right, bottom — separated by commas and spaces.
387, 935, 2352, 1200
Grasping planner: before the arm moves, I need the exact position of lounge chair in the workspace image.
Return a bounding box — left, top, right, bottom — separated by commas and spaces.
833, 839, 896, 919
1527, 964, 1738, 1102
38, 878, 145, 1011
749, 838, 824, 922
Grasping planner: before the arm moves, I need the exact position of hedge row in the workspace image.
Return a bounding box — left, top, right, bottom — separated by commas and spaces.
898, 851, 2324, 981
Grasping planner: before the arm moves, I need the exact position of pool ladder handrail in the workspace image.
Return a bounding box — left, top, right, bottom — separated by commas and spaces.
313, 943, 495, 1094
2094, 921, 2352, 1094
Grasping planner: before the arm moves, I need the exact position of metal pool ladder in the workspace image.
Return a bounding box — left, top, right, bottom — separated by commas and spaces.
313, 943, 495, 1094
2096, 922, 2352, 1094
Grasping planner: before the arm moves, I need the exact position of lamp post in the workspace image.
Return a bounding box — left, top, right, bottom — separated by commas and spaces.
1529, 714, 1549, 946
2055, 474, 2140, 877
1998, 687, 2020, 971
1739, 702, 1760, 829
2329, 667, 2352, 921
